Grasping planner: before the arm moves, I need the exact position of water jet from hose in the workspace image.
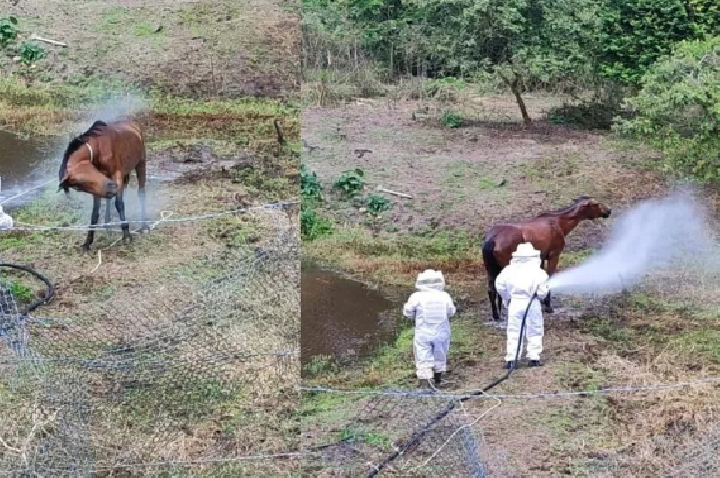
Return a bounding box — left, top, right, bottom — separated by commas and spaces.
547, 189, 718, 295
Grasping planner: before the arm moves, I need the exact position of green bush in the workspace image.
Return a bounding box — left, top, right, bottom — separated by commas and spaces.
301, 163, 323, 202
0, 16, 18, 48
440, 110, 464, 128
301, 207, 334, 240
18, 42, 45, 68
547, 85, 632, 130
333, 169, 365, 197
614, 36, 720, 182
597, 0, 703, 86
365, 194, 391, 217
300, 164, 334, 240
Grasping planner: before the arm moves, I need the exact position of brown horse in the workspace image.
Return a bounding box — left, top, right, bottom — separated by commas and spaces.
482, 196, 612, 321
58, 119, 149, 251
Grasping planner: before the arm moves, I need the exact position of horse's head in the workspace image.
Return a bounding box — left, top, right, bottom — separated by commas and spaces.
576, 197, 612, 220
59, 137, 118, 199
59, 163, 118, 198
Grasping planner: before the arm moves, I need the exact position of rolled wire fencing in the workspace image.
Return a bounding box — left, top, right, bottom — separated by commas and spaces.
0, 202, 301, 477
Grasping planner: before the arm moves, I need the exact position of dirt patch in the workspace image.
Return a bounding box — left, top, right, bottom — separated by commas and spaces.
151, 143, 253, 181
302, 98, 673, 249
4, 0, 299, 98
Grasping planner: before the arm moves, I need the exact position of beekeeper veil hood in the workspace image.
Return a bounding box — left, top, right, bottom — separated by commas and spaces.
415, 269, 446, 292
510, 242, 542, 268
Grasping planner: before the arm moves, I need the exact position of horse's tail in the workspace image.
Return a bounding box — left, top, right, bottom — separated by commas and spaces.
482, 236, 502, 286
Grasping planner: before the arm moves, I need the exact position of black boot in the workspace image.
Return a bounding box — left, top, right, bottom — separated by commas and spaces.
418, 379, 433, 389
434, 372, 442, 387
505, 361, 516, 370
528, 359, 542, 367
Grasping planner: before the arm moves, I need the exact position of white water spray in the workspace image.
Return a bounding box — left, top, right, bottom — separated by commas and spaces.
547, 190, 719, 295
81, 93, 149, 125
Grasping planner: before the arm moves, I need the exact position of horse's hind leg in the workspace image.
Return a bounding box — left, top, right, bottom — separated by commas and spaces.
488, 278, 500, 321
135, 159, 149, 233
82, 196, 102, 252
104, 198, 112, 230
115, 190, 132, 244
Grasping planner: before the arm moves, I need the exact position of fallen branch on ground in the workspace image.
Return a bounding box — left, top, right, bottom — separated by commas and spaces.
376, 185, 412, 199
273, 119, 285, 145
29, 35, 68, 47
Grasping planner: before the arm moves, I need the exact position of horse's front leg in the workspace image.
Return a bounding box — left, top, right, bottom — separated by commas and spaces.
497, 293, 504, 320
115, 191, 132, 244
135, 160, 150, 233
543, 253, 561, 314
82, 196, 102, 252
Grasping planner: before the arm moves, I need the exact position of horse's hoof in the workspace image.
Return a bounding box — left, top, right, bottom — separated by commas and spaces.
122, 235, 133, 245
543, 306, 554, 314
139, 226, 150, 234
81, 244, 91, 253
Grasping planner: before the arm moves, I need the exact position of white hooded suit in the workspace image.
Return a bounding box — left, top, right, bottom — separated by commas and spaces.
0, 205, 12, 230
495, 243, 550, 363
403, 269, 456, 381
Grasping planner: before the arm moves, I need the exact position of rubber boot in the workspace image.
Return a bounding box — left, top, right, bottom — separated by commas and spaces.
418, 379, 433, 389
528, 359, 542, 367
505, 361, 516, 370
434, 372, 442, 387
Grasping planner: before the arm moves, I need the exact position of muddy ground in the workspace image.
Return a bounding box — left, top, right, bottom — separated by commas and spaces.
4, 0, 299, 98
301, 94, 720, 476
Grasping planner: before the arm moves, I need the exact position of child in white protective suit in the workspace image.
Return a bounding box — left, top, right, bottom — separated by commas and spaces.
495, 242, 550, 369
0, 177, 12, 230
0, 205, 12, 230
403, 269, 456, 389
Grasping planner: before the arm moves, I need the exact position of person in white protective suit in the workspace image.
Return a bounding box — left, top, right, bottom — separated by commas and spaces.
403, 269, 456, 389
495, 242, 550, 369
0, 205, 12, 230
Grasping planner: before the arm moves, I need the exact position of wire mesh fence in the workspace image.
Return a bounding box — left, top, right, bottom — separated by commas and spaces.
301, 379, 720, 478
301, 387, 484, 477
0, 202, 300, 476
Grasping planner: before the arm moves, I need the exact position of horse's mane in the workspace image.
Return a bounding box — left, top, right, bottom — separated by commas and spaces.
58, 120, 108, 185
537, 196, 592, 217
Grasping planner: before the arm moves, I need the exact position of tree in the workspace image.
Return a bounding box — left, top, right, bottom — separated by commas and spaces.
597, 0, 704, 87
614, 36, 720, 182
403, 0, 601, 125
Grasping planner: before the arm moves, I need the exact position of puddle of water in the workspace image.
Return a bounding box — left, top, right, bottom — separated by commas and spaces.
301, 263, 399, 365
0, 130, 62, 206
0, 130, 174, 220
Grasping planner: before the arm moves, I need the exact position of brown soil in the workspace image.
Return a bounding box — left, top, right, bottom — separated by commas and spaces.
4, 0, 299, 98
302, 97, 674, 247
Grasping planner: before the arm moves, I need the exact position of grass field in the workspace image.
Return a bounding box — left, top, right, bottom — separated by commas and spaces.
300, 83, 720, 476
0, 1, 300, 475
